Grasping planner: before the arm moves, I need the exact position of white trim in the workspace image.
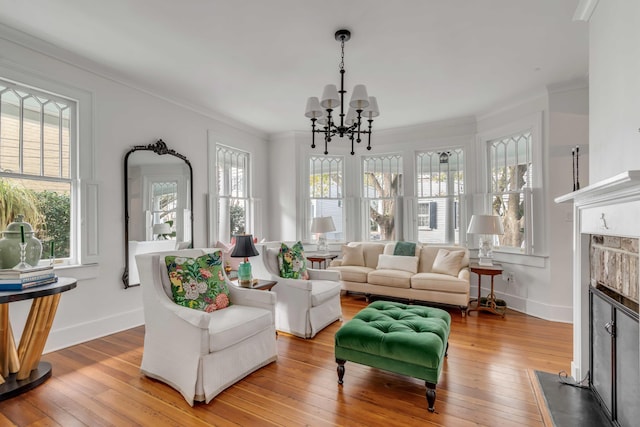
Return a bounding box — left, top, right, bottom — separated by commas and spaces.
573, 0, 600, 22
80, 180, 100, 264
44, 306, 144, 354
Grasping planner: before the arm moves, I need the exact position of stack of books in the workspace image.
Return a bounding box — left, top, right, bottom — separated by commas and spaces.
0, 266, 57, 291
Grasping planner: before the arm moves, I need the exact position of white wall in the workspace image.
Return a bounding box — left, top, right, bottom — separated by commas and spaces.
589, 0, 640, 182
0, 26, 268, 352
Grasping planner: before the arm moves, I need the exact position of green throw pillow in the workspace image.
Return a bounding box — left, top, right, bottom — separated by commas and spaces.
165, 252, 232, 312
278, 241, 310, 280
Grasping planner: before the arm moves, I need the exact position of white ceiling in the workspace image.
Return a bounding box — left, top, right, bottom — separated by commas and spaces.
0, 0, 588, 136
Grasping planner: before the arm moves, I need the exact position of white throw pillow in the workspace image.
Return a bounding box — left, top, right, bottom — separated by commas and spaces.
341, 245, 365, 266
431, 249, 465, 276
376, 254, 419, 274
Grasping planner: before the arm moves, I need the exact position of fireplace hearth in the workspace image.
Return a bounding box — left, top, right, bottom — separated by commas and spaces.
556, 171, 640, 427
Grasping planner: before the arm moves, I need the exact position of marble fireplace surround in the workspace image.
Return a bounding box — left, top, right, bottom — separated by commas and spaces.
556, 170, 640, 381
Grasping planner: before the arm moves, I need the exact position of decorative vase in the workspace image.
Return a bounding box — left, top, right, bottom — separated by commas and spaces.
0, 215, 43, 269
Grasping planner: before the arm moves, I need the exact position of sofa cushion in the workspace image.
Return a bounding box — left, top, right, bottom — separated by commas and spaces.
208, 305, 273, 352
419, 245, 469, 273
368, 269, 412, 288
411, 272, 470, 293
165, 253, 231, 312
347, 242, 386, 268
341, 244, 365, 266
377, 254, 419, 274
278, 241, 309, 280
384, 242, 421, 257
431, 249, 465, 276
329, 266, 373, 283
310, 280, 342, 306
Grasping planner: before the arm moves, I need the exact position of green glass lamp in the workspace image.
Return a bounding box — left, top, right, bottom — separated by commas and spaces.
230, 234, 259, 286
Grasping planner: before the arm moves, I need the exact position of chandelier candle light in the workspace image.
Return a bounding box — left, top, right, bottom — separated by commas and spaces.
467, 215, 504, 266
305, 29, 380, 155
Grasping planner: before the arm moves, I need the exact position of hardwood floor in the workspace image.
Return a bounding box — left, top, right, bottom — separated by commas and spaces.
0, 294, 572, 426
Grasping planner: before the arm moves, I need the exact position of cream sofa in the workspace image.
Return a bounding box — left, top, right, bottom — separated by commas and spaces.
328, 242, 470, 315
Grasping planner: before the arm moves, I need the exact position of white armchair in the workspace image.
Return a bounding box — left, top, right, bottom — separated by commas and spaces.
251, 243, 342, 338
136, 248, 277, 406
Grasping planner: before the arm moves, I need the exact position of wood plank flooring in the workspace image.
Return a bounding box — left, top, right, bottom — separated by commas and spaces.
0, 294, 572, 426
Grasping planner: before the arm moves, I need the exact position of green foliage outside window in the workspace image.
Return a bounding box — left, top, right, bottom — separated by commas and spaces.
0, 178, 71, 259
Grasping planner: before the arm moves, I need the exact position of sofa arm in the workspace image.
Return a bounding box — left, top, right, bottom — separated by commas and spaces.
329, 259, 343, 267
308, 268, 340, 281
228, 283, 277, 314
163, 302, 212, 329
458, 267, 470, 282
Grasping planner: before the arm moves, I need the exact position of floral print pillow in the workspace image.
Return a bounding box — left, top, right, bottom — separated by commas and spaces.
165, 252, 232, 312
278, 241, 310, 280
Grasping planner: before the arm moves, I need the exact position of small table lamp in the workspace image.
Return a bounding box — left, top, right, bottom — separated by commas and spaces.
153, 222, 171, 240
311, 216, 336, 253
467, 215, 504, 266
230, 234, 259, 286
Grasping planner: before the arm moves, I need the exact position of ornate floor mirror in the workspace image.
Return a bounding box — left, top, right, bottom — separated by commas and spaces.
122, 139, 193, 288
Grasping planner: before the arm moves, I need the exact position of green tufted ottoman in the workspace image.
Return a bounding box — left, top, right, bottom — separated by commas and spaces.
335, 301, 451, 412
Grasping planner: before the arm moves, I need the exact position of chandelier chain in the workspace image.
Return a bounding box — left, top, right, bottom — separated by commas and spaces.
339, 39, 345, 71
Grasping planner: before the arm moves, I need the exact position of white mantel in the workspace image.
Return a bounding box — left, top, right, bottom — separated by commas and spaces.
555, 170, 640, 381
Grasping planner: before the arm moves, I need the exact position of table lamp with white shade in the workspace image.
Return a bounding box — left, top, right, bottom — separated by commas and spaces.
310, 216, 336, 253
153, 222, 171, 240
467, 215, 504, 266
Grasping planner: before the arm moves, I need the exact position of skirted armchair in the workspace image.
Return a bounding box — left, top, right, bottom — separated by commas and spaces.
251, 242, 342, 338
135, 248, 277, 406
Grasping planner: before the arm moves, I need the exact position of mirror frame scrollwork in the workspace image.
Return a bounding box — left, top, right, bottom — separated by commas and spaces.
122, 139, 193, 288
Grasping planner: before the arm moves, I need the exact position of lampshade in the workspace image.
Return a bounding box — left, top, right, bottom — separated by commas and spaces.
345, 108, 356, 126
320, 84, 340, 109
467, 215, 504, 235
230, 234, 259, 258
305, 97, 323, 118
152, 223, 171, 235
363, 96, 380, 119
310, 217, 336, 234
349, 84, 370, 110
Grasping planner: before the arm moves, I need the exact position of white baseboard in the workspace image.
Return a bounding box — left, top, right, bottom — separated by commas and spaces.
44, 307, 145, 354
483, 288, 573, 323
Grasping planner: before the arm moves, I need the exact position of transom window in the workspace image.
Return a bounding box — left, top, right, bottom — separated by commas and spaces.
416, 149, 464, 244
216, 145, 249, 242
488, 131, 532, 251
362, 154, 402, 241
0, 78, 74, 260
309, 155, 343, 242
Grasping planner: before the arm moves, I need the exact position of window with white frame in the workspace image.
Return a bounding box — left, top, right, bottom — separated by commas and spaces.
362, 154, 402, 241
487, 131, 532, 252
216, 145, 250, 243
0, 78, 75, 262
309, 155, 343, 242
416, 149, 464, 244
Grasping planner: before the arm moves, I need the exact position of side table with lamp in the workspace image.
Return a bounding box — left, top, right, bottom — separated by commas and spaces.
466, 214, 507, 316
230, 234, 260, 287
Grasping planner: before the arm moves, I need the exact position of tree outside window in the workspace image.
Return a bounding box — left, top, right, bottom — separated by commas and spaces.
488, 132, 532, 251
362, 154, 402, 241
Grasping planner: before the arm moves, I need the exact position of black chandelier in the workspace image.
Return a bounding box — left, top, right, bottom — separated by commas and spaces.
304, 29, 380, 155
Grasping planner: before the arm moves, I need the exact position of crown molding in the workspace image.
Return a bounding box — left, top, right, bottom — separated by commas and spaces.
573, 0, 600, 22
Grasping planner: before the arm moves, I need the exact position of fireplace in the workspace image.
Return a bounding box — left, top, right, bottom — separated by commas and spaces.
556, 171, 640, 427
